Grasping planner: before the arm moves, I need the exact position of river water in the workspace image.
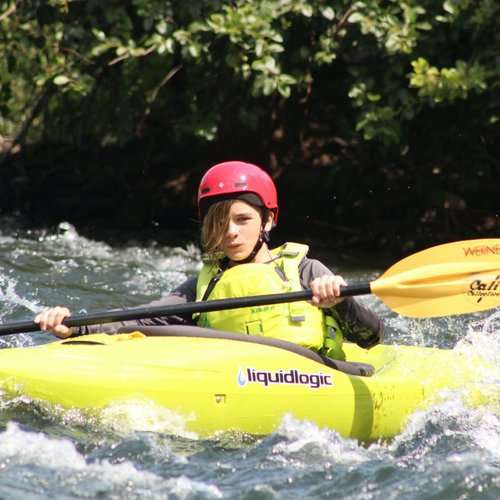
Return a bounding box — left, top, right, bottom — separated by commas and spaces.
0, 221, 498, 499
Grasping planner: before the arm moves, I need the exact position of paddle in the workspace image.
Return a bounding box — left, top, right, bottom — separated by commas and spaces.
0, 238, 499, 336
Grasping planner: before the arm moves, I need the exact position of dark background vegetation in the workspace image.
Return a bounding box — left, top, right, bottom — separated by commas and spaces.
1, 1, 499, 256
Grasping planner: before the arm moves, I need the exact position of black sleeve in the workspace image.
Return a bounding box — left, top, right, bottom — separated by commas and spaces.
299, 257, 384, 348
73, 277, 198, 335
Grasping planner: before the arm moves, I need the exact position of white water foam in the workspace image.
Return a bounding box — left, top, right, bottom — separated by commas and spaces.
38, 222, 201, 297
0, 394, 34, 411
162, 476, 223, 499
0, 421, 88, 469
463, 309, 500, 357
0, 422, 223, 498
454, 311, 500, 395
39, 222, 114, 260
392, 393, 500, 461
3, 397, 200, 443
468, 411, 500, 460
0, 276, 41, 347
0, 277, 43, 316
0, 333, 35, 349
44, 222, 201, 271
272, 414, 375, 465
99, 401, 199, 440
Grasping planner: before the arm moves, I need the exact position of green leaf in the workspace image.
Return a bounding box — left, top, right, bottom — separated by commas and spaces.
300, 4, 313, 18
321, 7, 335, 21
443, 1, 456, 15
53, 75, 70, 86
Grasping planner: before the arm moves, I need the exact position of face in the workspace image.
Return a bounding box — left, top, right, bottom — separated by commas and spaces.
222, 200, 271, 262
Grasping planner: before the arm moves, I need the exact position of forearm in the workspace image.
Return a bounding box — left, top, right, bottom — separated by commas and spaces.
71, 278, 198, 336
299, 256, 384, 348
333, 298, 384, 348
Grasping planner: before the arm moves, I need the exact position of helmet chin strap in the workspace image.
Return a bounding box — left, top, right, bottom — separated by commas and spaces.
230, 225, 270, 265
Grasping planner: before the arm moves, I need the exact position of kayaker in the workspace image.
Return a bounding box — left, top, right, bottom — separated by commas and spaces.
35, 161, 383, 360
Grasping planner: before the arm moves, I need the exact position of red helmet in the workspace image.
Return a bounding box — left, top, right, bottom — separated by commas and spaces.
198, 161, 279, 223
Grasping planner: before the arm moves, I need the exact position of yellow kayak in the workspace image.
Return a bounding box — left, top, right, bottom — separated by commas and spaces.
0, 326, 495, 440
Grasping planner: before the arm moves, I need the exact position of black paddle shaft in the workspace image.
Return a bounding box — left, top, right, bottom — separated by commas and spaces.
0, 283, 372, 336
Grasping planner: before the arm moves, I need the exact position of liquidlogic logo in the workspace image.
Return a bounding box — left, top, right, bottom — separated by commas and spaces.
237, 367, 333, 389
468, 275, 500, 303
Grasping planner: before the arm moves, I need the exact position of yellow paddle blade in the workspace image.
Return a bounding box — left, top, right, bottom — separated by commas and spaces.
371, 239, 500, 318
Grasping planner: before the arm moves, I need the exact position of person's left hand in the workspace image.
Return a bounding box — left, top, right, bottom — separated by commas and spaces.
310, 274, 347, 308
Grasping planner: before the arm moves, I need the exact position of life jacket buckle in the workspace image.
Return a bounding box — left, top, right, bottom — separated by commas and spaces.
245, 320, 263, 335
327, 326, 337, 340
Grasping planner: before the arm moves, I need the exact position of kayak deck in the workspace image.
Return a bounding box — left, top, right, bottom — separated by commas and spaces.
0, 328, 495, 440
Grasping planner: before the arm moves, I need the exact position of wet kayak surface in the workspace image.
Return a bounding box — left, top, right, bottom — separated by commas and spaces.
0, 221, 498, 499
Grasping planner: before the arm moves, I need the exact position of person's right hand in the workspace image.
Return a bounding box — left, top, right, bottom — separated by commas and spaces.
35, 307, 72, 338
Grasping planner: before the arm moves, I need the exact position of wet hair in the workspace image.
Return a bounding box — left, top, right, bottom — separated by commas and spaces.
200, 198, 271, 265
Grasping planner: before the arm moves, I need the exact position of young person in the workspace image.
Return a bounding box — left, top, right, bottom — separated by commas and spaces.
35, 161, 383, 360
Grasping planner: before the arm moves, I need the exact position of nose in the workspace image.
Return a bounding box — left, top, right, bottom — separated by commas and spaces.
226, 220, 238, 237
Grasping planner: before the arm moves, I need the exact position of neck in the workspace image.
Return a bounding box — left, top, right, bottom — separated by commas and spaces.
228, 243, 271, 267
253, 243, 272, 263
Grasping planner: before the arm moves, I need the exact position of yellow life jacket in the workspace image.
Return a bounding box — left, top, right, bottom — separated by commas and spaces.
195, 242, 345, 360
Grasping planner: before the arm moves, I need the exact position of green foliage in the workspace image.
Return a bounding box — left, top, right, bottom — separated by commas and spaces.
1, 0, 498, 148
409, 58, 487, 103
0, 0, 498, 242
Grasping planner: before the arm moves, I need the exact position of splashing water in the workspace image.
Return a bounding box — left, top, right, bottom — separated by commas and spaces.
0, 422, 224, 499
458, 310, 500, 368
